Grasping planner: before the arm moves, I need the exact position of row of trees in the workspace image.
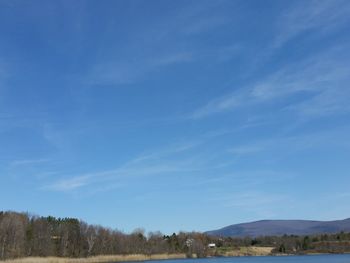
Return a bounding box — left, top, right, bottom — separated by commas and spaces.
0, 211, 214, 260
1, 211, 350, 260
269, 233, 350, 254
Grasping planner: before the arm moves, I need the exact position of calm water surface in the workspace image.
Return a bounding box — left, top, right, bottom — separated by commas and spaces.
120, 255, 350, 263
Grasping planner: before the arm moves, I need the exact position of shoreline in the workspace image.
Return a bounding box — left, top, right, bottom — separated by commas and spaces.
0, 253, 187, 263
2, 251, 350, 263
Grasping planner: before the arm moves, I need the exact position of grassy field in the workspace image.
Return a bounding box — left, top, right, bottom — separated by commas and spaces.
0, 253, 187, 263
214, 246, 274, 256
0, 247, 275, 262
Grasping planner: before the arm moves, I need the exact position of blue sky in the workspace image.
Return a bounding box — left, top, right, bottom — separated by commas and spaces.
1, 0, 350, 234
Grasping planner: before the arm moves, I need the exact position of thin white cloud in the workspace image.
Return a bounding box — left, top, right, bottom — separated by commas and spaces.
146, 0, 234, 41
10, 158, 50, 167
45, 130, 324, 193
226, 126, 350, 160
287, 84, 350, 118
228, 145, 262, 156
190, 90, 247, 119
273, 0, 350, 48
191, 45, 350, 119
84, 1, 234, 87
44, 175, 91, 191
182, 16, 230, 35
216, 191, 293, 219
43, 162, 199, 192
87, 52, 193, 86
152, 52, 193, 66
42, 141, 204, 192
131, 141, 202, 163
190, 0, 350, 119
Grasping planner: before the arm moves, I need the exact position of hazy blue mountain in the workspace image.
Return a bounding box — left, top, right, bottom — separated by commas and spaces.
206, 218, 350, 237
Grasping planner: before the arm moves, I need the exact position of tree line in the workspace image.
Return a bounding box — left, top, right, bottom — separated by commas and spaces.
1, 211, 350, 260
0, 211, 214, 260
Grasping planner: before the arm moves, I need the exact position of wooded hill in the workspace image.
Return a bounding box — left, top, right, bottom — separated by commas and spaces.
206, 218, 350, 237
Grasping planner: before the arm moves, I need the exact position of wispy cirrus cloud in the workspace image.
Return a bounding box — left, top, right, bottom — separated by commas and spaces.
84, 1, 236, 87
190, 0, 350, 120
47, 117, 345, 193
214, 190, 294, 219
45, 175, 91, 191
227, 126, 350, 160
228, 145, 263, 156
191, 45, 350, 119
182, 16, 230, 35
43, 162, 198, 192
273, 0, 350, 48
87, 52, 193, 86
145, 0, 234, 41
10, 158, 50, 167
42, 141, 205, 192
45, 128, 325, 193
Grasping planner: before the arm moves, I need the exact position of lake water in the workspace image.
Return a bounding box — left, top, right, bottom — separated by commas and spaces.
121, 255, 350, 263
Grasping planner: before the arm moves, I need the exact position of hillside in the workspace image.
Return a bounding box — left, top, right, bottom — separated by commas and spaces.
206, 218, 350, 237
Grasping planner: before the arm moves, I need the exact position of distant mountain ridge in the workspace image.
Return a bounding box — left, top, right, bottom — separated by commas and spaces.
206, 218, 350, 237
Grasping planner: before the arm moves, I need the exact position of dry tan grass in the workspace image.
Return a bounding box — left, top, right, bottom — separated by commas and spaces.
221, 246, 274, 257
1, 253, 187, 263
0, 247, 275, 262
